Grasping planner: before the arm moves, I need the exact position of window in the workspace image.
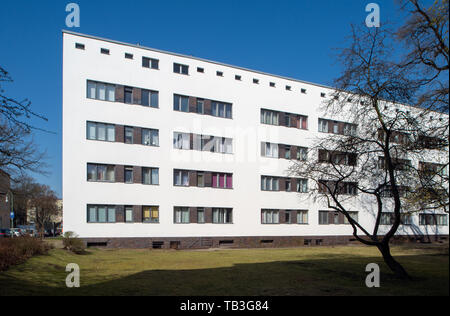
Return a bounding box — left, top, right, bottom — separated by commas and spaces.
286, 85, 291, 91
142, 129, 159, 146
296, 179, 308, 193
87, 164, 115, 182
263, 142, 279, 158
75, 43, 85, 50
262, 210, 279, 224
125, 127, 134, 144
285, 211, 292, 224
87, 80, 115, 101
174, 63, 189, 75
125, 53, 133, 59
196, 99, 204, 114
87, 205, 116, 223
174, 170, 190, 186
318, 119, 328, 133
401, 214, 412, 225
141, 89, 159, 107
285, 180, 291, 192
197, 172, 204, 187
235, 75, 242, 81
100, 48, 110, 55
197, 67, 204, 73
301, 88, 307, 94
212, 173, 233, 189
125, 207, 133, 223
344, 123, 357, 136
124, 87, 133, 104
297, 147, 307, 161
381, 213, 395, 225
253, 78, 259, 84
125, 167, 133, 183
298, 116, 308, 130
142, 57, 159, 69
173, 132, 190, 149
332, 122, 339, 134
297, 210, 308, 224
174, 207, 190, 223
142, 168, 159, 185
213, 208, 232, 224
269, 82, 276, 87
284, 146, 291, 159
87, 122, 115, 142
261, 110, 279, 126
344, 212, 359, 224
319, 211, 329, 225
285, 115, 291, 127
320, 92, 326, 98
173, 94, 189, 112
216, 71, 223, 77
419, 214, 448, 226
211, 101, 232, 119
143, 206, 159, 223
261, 176, 279, 191
197, 208, 205, 223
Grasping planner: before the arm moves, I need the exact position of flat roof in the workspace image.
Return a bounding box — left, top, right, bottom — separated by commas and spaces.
62, 30, 333, 91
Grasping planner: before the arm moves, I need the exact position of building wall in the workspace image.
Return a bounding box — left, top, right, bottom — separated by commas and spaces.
62, 31, 449, 246
0, 171, 11, 229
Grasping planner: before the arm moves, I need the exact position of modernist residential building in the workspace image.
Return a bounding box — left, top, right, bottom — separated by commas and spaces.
62, 31, 449, 249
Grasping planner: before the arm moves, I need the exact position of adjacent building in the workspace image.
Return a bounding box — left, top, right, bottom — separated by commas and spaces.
62, 31, 449, 249
0, 170, 11, 229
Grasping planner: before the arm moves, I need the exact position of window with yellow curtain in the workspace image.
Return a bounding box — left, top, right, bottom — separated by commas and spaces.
143, 206, 159, 223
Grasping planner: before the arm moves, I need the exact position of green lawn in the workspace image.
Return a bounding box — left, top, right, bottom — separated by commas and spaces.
0, 243, 448, 296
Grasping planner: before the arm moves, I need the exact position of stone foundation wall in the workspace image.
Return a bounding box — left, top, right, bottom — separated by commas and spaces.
82, 234, 449, 249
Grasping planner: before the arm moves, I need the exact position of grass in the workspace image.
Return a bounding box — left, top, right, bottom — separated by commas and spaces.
0, 243, 448, 296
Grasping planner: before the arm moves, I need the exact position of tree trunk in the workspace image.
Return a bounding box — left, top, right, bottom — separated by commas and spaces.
377, 243, 411, 280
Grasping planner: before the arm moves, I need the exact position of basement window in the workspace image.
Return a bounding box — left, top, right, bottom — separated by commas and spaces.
101, 48, 110, 55
253, 78, 259, 84
125, 53, 133, 59
235, 75, 242, 81
152, 241, 164, 249
216, 71, 224, 77
270, 82, 276, 87
301, 88, 307, 94
286, 85, 292, 91
197, 67, 204, 73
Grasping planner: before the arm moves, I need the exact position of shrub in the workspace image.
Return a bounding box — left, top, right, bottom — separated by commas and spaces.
0, 237, 52, 271
62, 231, 86, 254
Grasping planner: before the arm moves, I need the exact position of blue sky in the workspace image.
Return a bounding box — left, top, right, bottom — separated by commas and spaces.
0, 0, 409, 197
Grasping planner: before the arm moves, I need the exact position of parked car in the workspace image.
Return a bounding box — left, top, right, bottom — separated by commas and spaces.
10, 228, 21, 237
0, 229, 8, 238
0, 229, 12, 238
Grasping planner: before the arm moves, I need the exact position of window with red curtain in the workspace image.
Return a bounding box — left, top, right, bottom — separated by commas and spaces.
219, 174, 225, 188
212, 173, 218, 188
226, 174, 233, 188
301, 116, 308, 130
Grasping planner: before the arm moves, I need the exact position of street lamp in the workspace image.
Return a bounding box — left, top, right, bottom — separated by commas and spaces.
5, 190, 14, 230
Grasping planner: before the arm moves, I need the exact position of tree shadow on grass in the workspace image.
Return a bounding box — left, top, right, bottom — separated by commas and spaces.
0, 252, 447, 296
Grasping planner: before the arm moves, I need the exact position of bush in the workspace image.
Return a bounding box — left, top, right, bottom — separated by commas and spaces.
62, 231, 86, 254
0, 237, 52, 271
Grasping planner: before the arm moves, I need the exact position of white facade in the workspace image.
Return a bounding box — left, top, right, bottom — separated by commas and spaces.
62, 31, 448, 244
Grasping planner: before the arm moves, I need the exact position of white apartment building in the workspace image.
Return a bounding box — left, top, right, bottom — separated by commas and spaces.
62, 31, 449, 249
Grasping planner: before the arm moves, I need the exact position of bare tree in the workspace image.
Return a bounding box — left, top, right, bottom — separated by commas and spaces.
26, 182, 59, 237
0, 66, 48, 177
397, 0, 449, 113
290, 25, 449, 279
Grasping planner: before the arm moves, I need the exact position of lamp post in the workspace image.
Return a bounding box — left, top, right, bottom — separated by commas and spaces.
5, 190, 14, 230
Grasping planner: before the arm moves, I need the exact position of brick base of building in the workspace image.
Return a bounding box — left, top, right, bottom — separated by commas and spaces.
82, 234, 449, 249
